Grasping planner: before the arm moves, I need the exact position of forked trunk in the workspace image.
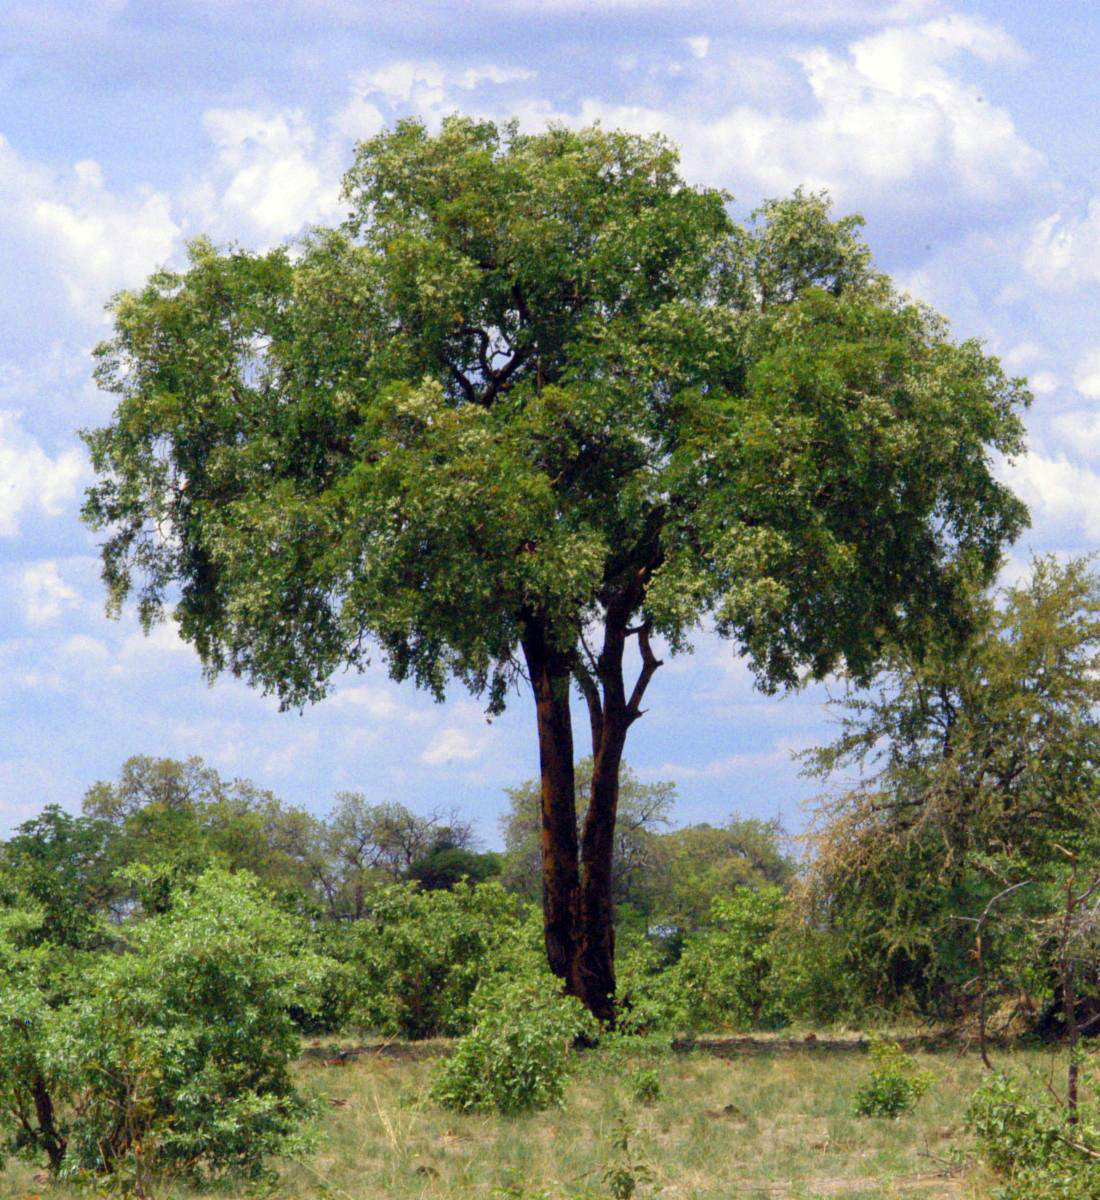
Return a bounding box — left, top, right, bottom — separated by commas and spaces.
523, 601, 661, 1025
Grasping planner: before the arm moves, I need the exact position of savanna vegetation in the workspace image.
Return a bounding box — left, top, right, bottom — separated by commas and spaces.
4, 118, 1100, 1197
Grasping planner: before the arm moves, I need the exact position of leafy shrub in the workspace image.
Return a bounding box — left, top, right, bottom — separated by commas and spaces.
347, 881, 541, 1039
666, 887, 787, 1032
852, 1039, 934, 1118
601, 1116, 655, 1200
969, 1071, 1100, 1199
0, 869, 324, 1185
628, 1067, 662, 1106
613, 932, 681, 1035
430, 976, 596, 1114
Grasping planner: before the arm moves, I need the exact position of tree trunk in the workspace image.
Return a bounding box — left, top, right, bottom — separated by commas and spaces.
576, 718, 628, 1023
521, 624, 581, 989
523, 593, 661, 1024
32, 1072, 65, 1172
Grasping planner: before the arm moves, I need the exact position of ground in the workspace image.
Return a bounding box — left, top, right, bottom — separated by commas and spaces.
1, 1033, 1043, 1199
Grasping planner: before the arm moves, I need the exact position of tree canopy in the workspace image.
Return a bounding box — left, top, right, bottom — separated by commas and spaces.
83, 116, 1030, 1018
802, 556, 1100, 1012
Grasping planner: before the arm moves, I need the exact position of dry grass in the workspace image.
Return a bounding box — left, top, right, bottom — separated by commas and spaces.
0, 1035, 1048, 1200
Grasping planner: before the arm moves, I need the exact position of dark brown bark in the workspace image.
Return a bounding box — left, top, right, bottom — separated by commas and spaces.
574, 594, 662, 1024
32, 1072, 65, 1172
521, 620, 580, 988
522, 579, 661, 1024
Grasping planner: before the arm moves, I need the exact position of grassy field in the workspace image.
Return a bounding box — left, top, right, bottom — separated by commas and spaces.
1, 1034, 1049, 1200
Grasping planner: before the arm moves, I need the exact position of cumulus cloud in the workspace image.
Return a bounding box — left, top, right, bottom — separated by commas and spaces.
335, 60, 535, 139
0, 411, 84, 537
20, 561, 80, 625
0, 137, 179, 321
360, 19, 1041, 222
1025, 201, 1100, 292
1003, 450, 1100, 543
1075, 350, 1100, 400
188, 107, 345, 241
685, 35, 710, 59
421, 724, 491, 766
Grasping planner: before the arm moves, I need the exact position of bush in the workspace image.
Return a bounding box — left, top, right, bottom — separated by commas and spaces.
430, 976, 596, 1114
347, 881, 541, 1039
628, 1067, 662, 1106
666, 887, 787, 1032
852, 1039, 934, 1118
613, 932, 681, 1036
969, 1071, 1100, 1199
0, 869, 324, 1186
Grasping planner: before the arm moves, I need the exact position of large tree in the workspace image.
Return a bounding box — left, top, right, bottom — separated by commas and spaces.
83, 117, 1029, 1021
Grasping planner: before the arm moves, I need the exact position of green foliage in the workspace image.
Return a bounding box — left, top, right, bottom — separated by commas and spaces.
647, 816, 794, 933
0, 869, 323, 1185
599, 1116, 655, 1200
1, 805, 119, 951
83, 115, 1029, 1015
666, 886, 788, 1031
969, 1071, 1100, 1199
430, 976, 596, 1114
852, 1040, 934, 1118
628, 1067, 661, 1106
804, 557, 1100, 1019
346, 881, 541, 1039
408, 843, 502, 891
84, 119, 1028, 710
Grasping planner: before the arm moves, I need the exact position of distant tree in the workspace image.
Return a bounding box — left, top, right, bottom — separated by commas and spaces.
315, 793, 475, 917
803, 557, 1100, 1012
500, 759, 672, 915
84, 117, 1029, 1019
651, 817, 795, 932
82, 755, 318, 909
1, 806, 119, 951
408, 838, 503, 891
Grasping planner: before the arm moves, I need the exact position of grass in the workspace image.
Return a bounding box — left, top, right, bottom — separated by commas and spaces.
0, 1034, 1056, 1200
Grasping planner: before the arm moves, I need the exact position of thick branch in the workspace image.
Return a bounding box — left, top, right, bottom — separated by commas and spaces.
625, 625, 663, 724
572, 651, 605, 753
449, 364, 477, 406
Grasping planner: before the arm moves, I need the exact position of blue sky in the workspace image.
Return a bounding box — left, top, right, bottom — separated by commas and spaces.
1, 0, 1098, 843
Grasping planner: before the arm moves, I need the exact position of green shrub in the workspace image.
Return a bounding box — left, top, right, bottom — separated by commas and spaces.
628, 1067, 662, 1106
852, 1039, 934, 1118
613, 932, 680, 1035
430, 976, 596, 1114
666, 886, 787, 1032
347, 881, 541, 1039
0, 869, 324, 1186
969, 1071, 1100, 1199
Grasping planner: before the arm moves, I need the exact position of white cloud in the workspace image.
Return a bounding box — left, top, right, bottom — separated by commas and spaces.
336, 60, 534, 138
1025, 201, 1100, 292
421, 724, 491, 766
60, 634, 110, 660
1052, 409, 1100, 457
387, 17, 1043, 218
1003, 450, 1100, 541
1076, 351, 1100, 400
653, 737, 810, 780
0, 412, 84, 537
119, 618, 194, 663
0, 138, 180, 321
685, 35, 709, 59
190, 107, 344, 240
20, 561, 79, 625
